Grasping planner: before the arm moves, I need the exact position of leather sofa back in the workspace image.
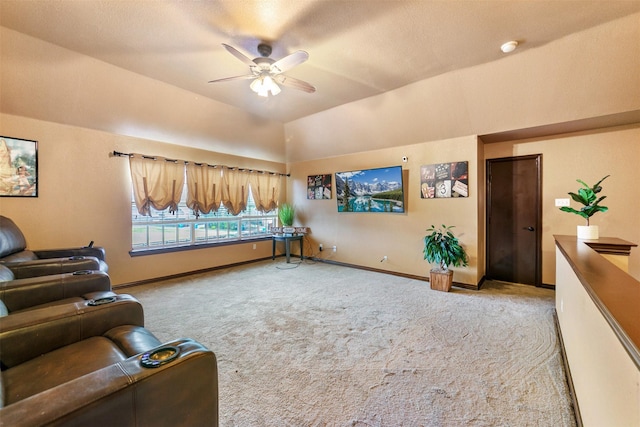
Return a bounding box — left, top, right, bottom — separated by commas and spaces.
0, 266, 14, 281
0, 270, 111, 313
0, 295, 145, 369
0, 250, 37, 264
0, 216, 27, 259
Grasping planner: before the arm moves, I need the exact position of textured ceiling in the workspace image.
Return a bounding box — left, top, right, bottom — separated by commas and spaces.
2, 0, 640, 123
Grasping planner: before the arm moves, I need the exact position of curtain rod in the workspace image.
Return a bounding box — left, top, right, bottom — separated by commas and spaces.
111, 150, 289, 177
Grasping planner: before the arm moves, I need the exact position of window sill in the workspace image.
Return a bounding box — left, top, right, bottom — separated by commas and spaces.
129, 236, 272, 257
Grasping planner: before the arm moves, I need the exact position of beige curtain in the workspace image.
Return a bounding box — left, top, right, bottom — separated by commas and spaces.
186, 163, 223, 218
249, 171, 281, 213
129, 154, 185, 216
221, 167, 250, 216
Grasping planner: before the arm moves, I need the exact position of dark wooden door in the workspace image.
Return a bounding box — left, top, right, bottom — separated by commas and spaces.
486, 155, 542, 286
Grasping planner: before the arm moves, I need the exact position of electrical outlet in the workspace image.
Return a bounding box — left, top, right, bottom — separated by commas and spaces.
555, 198, 570, 207
319, 243, 323, 251
332, 245, 337, 252
252, 243, 256, 250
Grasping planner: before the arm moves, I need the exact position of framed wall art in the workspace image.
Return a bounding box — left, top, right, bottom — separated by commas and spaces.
0, 136, 38, 197
307, 174, 332, 199
420, 161, 468, 199
335, 165, 404, 213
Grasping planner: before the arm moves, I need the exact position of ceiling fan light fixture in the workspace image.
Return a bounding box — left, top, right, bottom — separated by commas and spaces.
250, 75, 281, 97
250, 78, 262, 92
268, 80, 281, 96
210, 43, 314, 96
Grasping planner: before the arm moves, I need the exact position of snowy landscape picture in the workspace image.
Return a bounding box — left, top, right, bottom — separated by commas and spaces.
335, 166, 404, 213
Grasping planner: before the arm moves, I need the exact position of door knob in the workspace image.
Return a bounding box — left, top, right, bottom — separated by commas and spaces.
524, 226, 534, 231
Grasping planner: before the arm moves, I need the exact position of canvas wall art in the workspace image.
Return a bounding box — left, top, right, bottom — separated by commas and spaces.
335, 166, 404, 213
420, 161, 468, 199
0, 136, 38, 197
307, 174, 332, 199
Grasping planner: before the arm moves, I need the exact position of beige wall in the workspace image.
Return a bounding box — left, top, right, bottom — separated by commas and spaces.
0, 114, 285, 285
288, 136, 483, 286
6, 120, 633, 287
284, 13, 640, 163
287, 125, 640, 286
484, 125, 640, 282
0, 26, 288, 286
0, 27, 286, 163
1, 13, 639, 287
283, 14, 640, 285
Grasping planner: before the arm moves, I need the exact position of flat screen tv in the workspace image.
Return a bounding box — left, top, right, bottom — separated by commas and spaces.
335, 165, 404, 213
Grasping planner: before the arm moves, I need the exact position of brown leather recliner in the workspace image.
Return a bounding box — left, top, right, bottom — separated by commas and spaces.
0, 216, 108, 278
0, 264, 112, 315
0, 294, 219, 426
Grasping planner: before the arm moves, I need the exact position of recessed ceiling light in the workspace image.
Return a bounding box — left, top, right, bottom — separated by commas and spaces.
501, 41, 518, 53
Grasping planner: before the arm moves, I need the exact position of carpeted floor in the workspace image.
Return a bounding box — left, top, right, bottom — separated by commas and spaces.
126, 259, 576, 426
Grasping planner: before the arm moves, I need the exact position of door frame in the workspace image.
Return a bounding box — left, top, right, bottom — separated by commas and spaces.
486, 154, 543, 287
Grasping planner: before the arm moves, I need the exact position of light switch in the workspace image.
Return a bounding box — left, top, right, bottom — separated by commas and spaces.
555, 198, 570, 207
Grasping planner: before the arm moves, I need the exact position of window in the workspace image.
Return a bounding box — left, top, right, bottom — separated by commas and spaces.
132, 187, 277, 252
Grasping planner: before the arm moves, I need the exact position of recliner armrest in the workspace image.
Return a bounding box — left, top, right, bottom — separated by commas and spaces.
0, 295, 144, 368
0, 271, 111, 312
2, 257, 103, 279
33, 246, 106, 262
0, 339, 218, 427
104, 325, 164, 357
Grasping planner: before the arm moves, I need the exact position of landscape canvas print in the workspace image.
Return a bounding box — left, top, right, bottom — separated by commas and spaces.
336, 166, 404, 213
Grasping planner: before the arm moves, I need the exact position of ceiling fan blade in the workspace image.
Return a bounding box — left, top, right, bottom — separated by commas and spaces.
221, 43, 255, 67
270, 50, 309, 74
208, 74, 255, 84
274, 74, 316, 93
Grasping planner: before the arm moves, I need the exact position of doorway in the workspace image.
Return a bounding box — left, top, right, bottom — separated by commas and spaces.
486, 155, 542, 286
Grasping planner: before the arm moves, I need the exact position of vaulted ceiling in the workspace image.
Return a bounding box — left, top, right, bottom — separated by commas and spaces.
2, 0, 639, 123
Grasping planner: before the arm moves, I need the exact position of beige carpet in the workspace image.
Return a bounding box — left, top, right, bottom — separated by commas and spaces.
126, 259, 576, 426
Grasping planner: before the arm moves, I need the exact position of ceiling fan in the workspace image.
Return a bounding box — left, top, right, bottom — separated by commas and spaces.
208, 43, 316, 97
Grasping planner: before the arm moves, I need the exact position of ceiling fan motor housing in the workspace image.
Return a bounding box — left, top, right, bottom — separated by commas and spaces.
257, 43, 272, 57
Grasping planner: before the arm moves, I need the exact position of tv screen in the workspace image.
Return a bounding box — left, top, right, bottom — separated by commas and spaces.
335, 165, 404, 213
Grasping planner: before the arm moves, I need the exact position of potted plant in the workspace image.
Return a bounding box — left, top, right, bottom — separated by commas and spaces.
278, 203, 295, 229
423, 224, 469, 292
559, 175, 609, 240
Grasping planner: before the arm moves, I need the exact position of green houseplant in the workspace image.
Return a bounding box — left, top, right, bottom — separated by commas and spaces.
278, 203, 295, 227
423, 224, 469, 292
559, 175, 609, 239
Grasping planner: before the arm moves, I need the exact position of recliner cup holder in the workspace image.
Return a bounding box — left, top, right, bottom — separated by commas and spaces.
88, 296, 116, 306
140, 346, 181, 368
72, 270, 93, 275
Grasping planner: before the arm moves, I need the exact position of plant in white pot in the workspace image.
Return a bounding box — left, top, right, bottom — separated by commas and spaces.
559, 175, 609, 240
423, 224, 469, 292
